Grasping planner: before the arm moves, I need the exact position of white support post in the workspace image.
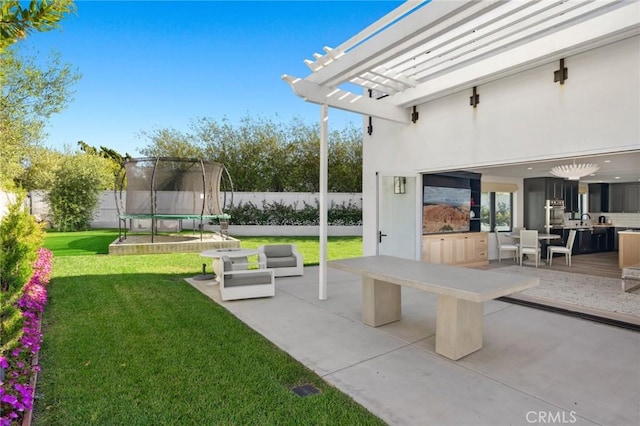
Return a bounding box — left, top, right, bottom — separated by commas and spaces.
319, 104, 329, 300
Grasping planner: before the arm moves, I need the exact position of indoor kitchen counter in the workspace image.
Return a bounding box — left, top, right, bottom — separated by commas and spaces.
618, 230, 640, 269
559, 225, 616, 255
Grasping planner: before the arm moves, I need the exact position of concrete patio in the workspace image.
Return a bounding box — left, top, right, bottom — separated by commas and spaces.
188, 266, 639, 426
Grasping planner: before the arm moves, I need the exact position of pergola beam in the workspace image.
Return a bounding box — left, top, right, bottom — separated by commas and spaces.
389, 2, 640, 107
282, 75, 411, 124
306, 0, 501, 88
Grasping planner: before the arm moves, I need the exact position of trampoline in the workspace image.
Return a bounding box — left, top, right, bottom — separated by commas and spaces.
115, 157, 232, 242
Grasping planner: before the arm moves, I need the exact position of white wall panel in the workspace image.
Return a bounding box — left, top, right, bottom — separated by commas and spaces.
363, 36, 640, 255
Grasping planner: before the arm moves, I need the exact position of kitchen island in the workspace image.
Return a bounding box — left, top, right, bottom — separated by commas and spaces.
618, 230, 640, 269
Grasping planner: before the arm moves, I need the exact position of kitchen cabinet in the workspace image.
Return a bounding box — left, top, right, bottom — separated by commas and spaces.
609, 184, 624, 212
564, 180, 579, 213
609, 182, 640, 213
591, 227, 608, 253
422, 232, 488, 267
625, 184, 640, 212
524, 177, 566, 231
577, 229, 593, 254
563, 226, 615, 254
588, 183, 609, 213
564, 228, 594, 255
607, 227, 615, 252
545, 178, 565, 200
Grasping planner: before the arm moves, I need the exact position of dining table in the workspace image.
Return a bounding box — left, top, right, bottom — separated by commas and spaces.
506, 232, 562, 241
506, 232, 562, 265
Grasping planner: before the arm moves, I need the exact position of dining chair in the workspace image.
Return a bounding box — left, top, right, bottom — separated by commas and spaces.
519, 230, 540, 267
547, 229, 577, 267
496, 232, 519, 262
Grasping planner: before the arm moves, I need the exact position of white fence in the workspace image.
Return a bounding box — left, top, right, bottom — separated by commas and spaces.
23, 190, 363, 236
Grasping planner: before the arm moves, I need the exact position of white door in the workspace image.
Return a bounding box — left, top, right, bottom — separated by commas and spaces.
377, 175, 417, 259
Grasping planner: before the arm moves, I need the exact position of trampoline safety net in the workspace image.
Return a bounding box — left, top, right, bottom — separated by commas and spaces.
114, 157, 232, 240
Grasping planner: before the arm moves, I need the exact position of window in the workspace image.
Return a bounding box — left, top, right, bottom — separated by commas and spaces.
480, 191, 513, 232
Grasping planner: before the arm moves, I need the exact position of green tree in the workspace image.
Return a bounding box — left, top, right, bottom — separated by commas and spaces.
496, 200, 511, 228
45, 153, 112, 231
139, 115, 363, 193
328, 125, 362, 192
0, 0, 75, 52
0, 47, 80, 189
78, 141, 131, 189
15, 144, 64, 190
136, 127, 203, 159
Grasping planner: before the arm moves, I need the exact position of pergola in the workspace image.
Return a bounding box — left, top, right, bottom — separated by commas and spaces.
282, 0, 640, 300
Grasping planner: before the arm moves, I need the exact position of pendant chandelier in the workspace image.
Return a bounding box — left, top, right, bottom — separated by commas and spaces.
550, 160, 600, 180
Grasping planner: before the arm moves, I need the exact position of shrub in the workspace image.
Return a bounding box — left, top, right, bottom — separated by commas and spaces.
0, 195, 48, 424
45, 153, 112, 231
1, 248, 52, 425
225, 200, 361, 226
0, 195, 44, 294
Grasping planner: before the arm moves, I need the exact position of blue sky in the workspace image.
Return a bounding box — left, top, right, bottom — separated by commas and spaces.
23, 1, 402, 156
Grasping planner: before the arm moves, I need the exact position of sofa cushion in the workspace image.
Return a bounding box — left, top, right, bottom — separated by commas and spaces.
224, 271, 272, 287
263, 244, 293, 258
267, 256, 297, 268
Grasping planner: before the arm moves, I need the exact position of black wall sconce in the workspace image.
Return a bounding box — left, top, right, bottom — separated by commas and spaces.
469, 86, 480, 108
554, 58, 568, 84
394, 177, 407, 194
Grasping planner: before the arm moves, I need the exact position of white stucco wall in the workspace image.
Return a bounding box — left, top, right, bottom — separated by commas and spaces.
363, 36, 640, 257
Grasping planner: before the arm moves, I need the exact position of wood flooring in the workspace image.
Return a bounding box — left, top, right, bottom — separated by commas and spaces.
477, 251, 622, 279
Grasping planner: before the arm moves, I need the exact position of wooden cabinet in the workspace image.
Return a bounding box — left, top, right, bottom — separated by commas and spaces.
422, 236, 454, 264
619, 231, 640, 269
422, 232, 488, 267
475, 233, 488, 260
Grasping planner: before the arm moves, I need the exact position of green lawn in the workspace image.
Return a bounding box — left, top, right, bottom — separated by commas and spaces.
35, 231, 374, 425
42, 230, 362, 265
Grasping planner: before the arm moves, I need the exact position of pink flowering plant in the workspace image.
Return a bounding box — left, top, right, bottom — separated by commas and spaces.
1, 248, 52, 426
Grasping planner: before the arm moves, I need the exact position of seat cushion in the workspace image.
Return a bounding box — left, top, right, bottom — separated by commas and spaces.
263, 244, 293, 257
222, 256, 233, 279
224, 272, 272, 287
266, 256, 297, 268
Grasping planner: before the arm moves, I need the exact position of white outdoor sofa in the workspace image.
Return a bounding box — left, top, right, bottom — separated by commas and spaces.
219, 256, 275, 301
258, 244, 304, 277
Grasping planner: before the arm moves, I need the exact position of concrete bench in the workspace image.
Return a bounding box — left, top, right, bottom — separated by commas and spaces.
621, 264, 640, 293
328, 255, 539, 360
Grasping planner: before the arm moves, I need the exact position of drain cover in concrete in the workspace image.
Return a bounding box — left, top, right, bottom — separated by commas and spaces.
291, 384, 321, 397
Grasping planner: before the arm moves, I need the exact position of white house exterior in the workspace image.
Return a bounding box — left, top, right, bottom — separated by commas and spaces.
284, 0, 640, 298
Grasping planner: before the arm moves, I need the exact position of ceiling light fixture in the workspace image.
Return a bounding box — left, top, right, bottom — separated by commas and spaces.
549, 160, 600, 180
